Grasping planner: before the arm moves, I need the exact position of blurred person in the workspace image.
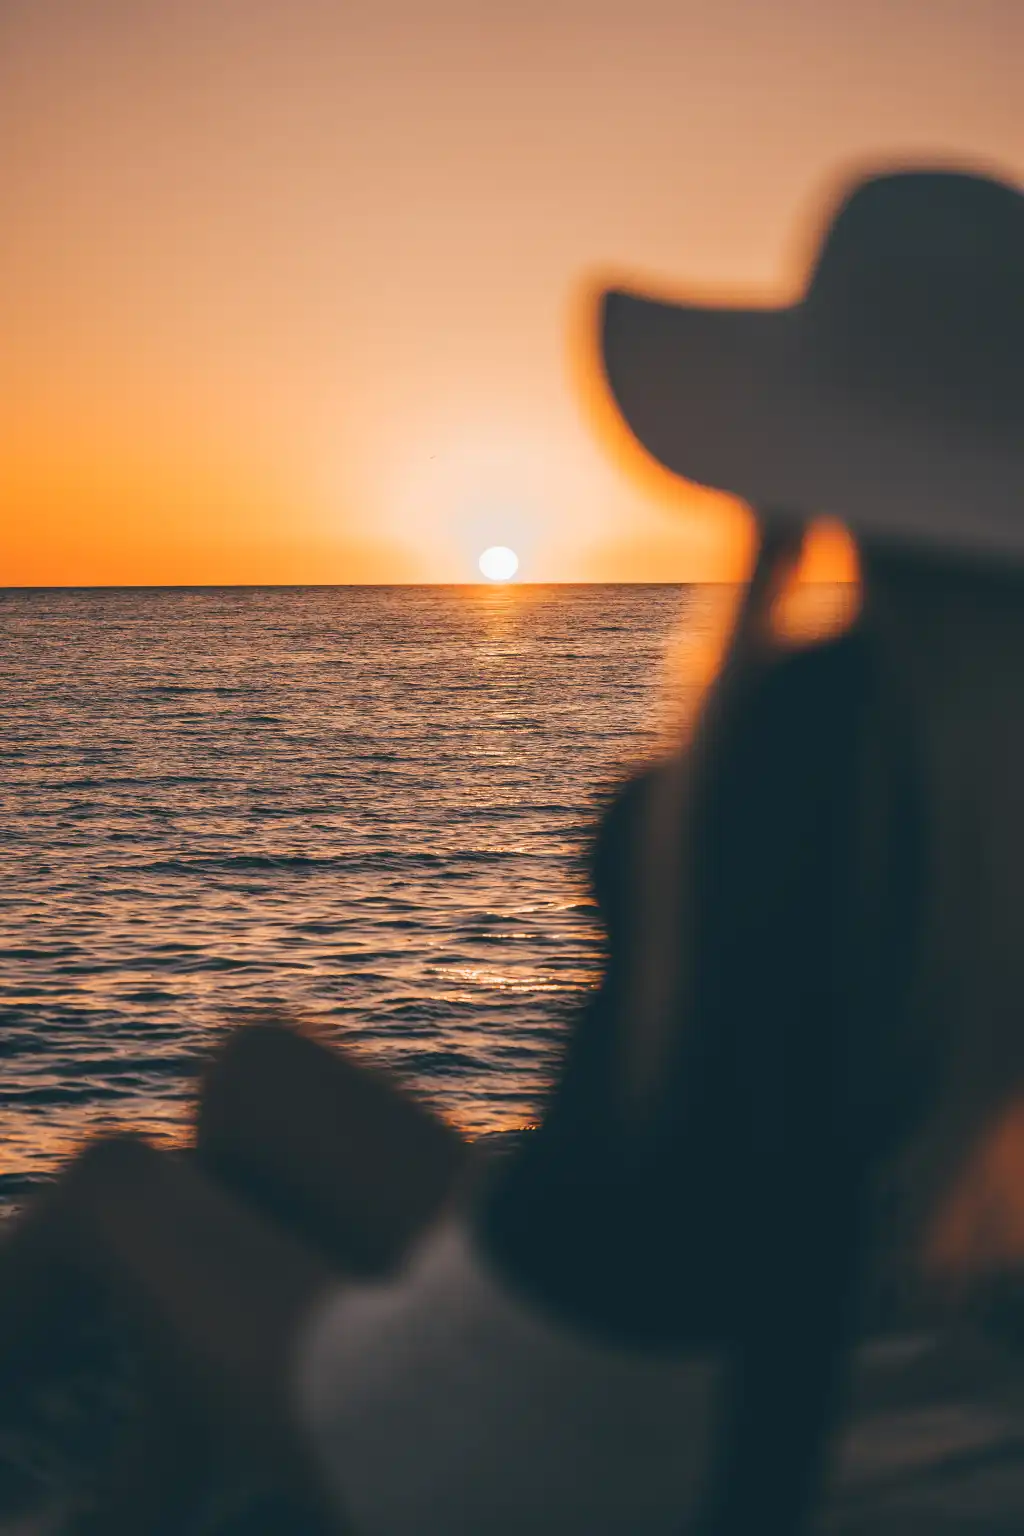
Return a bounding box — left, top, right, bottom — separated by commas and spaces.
1, 164, 1023, 1536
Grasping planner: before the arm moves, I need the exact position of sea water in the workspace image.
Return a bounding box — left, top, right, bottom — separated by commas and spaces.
8, 581, 1024, 1527
1, 583, 734, 1210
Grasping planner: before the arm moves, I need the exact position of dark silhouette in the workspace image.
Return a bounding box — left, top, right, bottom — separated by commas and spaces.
583, 165, 1024, 1532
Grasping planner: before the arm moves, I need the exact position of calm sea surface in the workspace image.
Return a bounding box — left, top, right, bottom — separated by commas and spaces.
0, 583, 730, 1211
8, 583, 1024, 1517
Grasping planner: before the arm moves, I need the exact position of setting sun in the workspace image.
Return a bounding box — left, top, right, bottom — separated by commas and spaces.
479, 546, 519, 582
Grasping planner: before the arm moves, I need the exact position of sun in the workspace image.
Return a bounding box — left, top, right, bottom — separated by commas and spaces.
478, 546, 519, 582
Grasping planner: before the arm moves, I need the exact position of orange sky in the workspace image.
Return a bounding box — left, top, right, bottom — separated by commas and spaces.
1, 0, 1021, 586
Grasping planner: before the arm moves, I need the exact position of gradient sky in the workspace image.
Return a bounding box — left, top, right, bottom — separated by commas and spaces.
2, 0, 1021, 585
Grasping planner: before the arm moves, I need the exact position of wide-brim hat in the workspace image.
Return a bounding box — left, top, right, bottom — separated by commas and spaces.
600, 167, 1024, 565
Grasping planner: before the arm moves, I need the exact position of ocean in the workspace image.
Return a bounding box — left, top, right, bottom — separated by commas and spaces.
1, 583, 722, 1212
9, 583, 1024, 1532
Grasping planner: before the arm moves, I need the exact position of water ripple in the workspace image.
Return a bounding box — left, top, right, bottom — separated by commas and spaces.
0, 583, 711, 1209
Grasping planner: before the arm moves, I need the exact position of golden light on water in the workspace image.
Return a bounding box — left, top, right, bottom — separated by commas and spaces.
479, 546, 520, 582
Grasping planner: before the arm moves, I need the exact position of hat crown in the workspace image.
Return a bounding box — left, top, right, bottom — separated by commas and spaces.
598, 162, 1024, 566
804, 171, 1024, 427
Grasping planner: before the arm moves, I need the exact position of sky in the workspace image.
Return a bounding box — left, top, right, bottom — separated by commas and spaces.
1, 0, 1021, 586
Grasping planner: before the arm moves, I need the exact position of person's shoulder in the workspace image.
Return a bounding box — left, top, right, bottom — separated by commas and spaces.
749, 627, 872, 727
706, 629, 871, 803
591, 630, 872, 896
610, 628, 870, 806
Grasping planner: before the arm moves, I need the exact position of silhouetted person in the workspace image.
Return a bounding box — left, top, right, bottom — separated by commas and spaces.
1, 164, 1023, 1536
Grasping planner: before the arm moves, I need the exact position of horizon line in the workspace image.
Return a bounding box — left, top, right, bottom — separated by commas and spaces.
1, 577, 857, 593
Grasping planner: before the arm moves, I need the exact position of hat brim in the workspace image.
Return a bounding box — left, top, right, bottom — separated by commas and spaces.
600, 288, 1024, 564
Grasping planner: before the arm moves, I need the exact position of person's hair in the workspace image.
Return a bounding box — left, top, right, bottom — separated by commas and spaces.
857, 546, 1024, 1291
626, 534, 1024, 1303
